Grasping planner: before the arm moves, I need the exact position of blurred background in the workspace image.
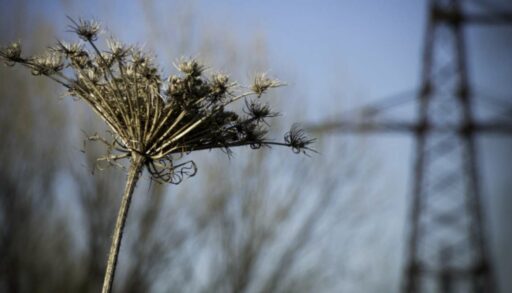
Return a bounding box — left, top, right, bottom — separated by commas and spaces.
0, 0, 510, 292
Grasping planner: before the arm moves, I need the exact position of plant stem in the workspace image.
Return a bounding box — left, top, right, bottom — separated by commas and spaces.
102, 154, 144, 293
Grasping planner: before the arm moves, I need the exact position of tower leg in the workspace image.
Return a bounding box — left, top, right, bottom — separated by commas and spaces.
402, 1, 494, 292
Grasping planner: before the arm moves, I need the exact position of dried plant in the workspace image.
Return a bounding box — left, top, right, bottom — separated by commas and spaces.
0, 17, 314, 293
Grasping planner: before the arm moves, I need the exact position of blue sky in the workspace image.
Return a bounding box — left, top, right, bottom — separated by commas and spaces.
22, 0, 427, 103
192, 0, 427, 110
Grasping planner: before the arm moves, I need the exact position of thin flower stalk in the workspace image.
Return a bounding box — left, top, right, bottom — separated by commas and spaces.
0, 18, 315, 293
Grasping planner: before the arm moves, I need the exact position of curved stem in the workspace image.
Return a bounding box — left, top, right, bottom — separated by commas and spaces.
102, 154, 145, 293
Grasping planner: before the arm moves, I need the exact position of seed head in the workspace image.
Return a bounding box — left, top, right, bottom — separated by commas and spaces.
210, 73, 230, 97
0, 18, 315, 184
67, 17, 101, 41
252, 73, 282, 98
31, 52, 64, 75
0, 41, 22, 66
285, 124, 316, 155
176, 58, 205, 77
244, 99, 278, 124
107, 39, 129, 61
53, 41, 83, 58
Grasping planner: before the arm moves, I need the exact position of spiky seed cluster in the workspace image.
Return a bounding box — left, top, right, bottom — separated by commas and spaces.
285, 125, 317, 154
1, 41, 21, 66
31, 53, 64, 75
244, 100, 278, 125
0, 18, 315, 183
252, 73, 281, 98
67, 17, 101, 41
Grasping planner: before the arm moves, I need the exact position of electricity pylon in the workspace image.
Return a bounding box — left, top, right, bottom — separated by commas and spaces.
306, 1, 512, 292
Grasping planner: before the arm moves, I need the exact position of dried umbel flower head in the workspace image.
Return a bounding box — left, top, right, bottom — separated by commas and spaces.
0, 18, 315, 184
0, 18, 316, 293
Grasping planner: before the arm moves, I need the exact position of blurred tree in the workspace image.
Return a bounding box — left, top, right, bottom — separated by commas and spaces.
0, 2, 73, 292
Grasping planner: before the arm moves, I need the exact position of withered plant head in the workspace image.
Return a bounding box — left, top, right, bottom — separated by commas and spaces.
0, 18, 315, 184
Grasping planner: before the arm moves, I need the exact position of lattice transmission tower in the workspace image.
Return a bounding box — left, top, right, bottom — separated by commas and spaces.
307, 0, 512, 292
